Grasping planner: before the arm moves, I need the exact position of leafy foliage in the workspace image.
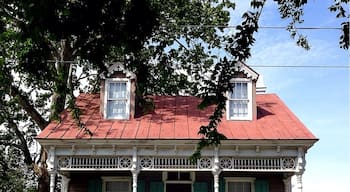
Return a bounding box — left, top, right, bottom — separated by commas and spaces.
329, 0, 349, 49
0, 143, 37, 192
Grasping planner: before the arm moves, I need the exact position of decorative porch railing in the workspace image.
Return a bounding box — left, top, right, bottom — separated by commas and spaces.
58, 156, 133, 169
57, 156, 296, 171
219, 157, 296, 170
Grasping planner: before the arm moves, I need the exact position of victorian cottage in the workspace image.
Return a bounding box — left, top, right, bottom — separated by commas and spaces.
36, 62, 317, 192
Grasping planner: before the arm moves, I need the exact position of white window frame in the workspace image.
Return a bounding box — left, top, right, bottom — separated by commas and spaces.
101, 177, 132, 192
225, 177, 255, 192
104, 78, 131, 119
226, 78, 253, 121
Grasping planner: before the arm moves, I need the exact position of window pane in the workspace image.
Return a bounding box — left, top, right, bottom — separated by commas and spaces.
227, 182, 251, 192
106, 181, 129, 192
107, 100, 126, 118
230, 100, 248, 117
167, 172, 191, 181
109, 83, 117, 99
231, 82, 248, 99
241, 83, 247, 99
108, 82, 127, 99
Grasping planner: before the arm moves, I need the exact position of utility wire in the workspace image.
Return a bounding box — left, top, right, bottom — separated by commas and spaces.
250, 65, 350, 68
177, 25, 342, 30
44, 60, 349, 69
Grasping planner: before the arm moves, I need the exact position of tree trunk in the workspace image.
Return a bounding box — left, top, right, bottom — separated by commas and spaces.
39, 39, 74, 192
50, 39, 74, 120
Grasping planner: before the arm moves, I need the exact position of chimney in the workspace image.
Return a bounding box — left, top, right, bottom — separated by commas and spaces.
256, 75, 267, 94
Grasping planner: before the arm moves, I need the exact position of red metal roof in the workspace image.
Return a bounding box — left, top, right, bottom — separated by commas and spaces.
37, 93, 317, 140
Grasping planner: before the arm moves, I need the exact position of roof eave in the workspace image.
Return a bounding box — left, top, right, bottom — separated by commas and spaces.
36, 138, 318, 149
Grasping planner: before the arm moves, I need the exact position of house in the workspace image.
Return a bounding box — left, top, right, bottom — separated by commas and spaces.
36, 62, 317, 192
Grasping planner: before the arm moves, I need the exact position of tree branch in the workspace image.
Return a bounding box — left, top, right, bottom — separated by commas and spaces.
10, 85, 49, 130
7, 119, 33, 166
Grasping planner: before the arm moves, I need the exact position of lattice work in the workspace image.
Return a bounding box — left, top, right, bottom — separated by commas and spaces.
57, 156, 132, 169
152, 157, 198, 169
219, 157, 296, 170
57, 156, 296, 171
139, 156, 213, 169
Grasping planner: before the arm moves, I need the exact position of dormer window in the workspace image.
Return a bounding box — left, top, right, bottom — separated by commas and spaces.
104, 78, 130, 119
227, 78, 253, 120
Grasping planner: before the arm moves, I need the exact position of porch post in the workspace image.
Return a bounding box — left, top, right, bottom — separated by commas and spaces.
283, 176, 291, 192
59, 174, 70, 192
292, 174, 303, 192
49, 171, 56, 192
292, 147, 305, 192
131, 146, 139, 192
131, 170, 139, 192
212, 147, 221, 192
213, 172, 220, 192
47, 146, 56, 192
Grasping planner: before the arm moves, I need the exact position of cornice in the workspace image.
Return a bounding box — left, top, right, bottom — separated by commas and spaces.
235, 61, 259, 81
99, 62, 136, 79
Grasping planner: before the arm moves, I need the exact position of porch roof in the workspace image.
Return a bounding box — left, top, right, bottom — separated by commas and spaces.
37, 93, 317, 140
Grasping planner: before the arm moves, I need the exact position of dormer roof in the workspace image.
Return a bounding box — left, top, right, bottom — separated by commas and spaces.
234, 61, 259, 81
99, 62, 136, 79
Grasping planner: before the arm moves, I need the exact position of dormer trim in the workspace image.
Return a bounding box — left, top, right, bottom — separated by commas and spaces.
234, 61, 259, 81
99, 62, 136, 79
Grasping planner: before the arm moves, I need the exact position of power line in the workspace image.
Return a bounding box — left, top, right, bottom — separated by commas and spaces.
177, 25, 342, 30
250, 65, 349, 68
44, 60, 349, 68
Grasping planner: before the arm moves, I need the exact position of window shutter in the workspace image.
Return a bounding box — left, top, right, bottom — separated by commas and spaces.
193, 182, 208, 192
137, 180, 145, 192
150, 181, 164, 192
88, 178, 102, 192
255, 179, 269, 192
219, 178, 225, 192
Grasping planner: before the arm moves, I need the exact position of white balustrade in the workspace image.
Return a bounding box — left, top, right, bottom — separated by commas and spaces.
57, 156, 296, 171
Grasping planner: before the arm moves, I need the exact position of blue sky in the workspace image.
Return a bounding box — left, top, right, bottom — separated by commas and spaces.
238, 0, 349, 191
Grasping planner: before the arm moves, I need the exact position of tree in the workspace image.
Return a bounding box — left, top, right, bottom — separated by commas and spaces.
0, 0, 348, 191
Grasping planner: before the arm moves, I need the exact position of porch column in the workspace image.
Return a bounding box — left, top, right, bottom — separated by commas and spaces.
292, 174, 303, 192
131, 170, 140, 192
212, 147, 221, 192
59, 174, 70, 192
292, 147, 305, 192
131, 146, 139, 192
47, 146, 56, 192
49, 171, 56, 192
283, 176, 291, 192
213, 172, 220, 192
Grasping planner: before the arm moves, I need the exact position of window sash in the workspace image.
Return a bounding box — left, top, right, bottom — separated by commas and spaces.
229, 82, 249, 118
229, 82, 248, 100
107, 100, 127, 118
108, 82, 127, 99
229, 100, 249, 117
106, 80, 129, 119
104, 180, 131, 192
227, 182, 251, 192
